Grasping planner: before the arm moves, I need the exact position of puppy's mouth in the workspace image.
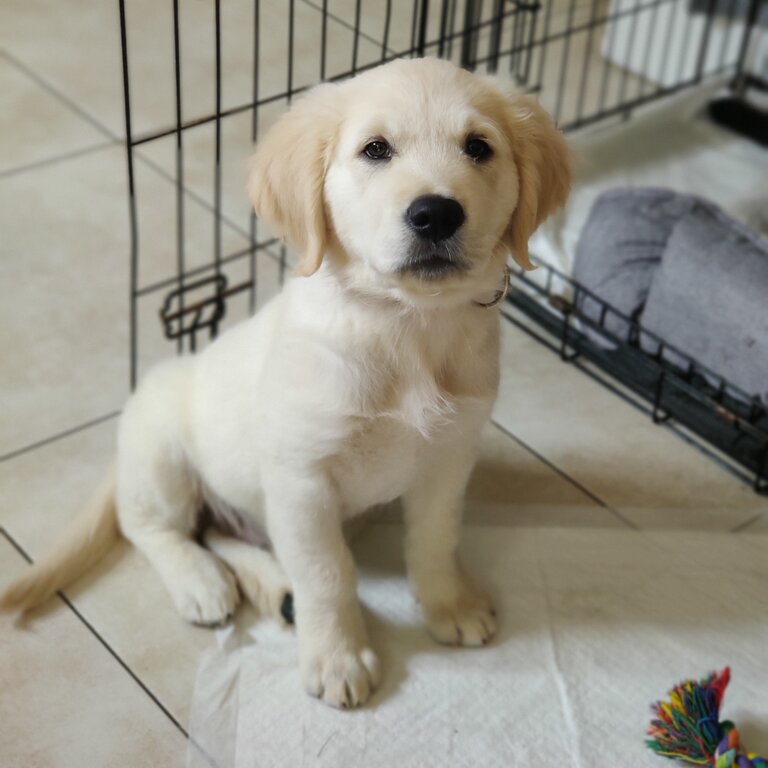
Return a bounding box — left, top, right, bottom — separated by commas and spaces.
396, 244, 470, 281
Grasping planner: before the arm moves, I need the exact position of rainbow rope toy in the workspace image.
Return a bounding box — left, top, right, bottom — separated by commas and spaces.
647, 668, 767, 768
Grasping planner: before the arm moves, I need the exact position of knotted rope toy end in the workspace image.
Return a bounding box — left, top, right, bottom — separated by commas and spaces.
647, 668, 767, 768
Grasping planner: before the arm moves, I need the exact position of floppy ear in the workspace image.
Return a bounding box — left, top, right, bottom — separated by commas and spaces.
500, 93, 572, 270
248, 84, 341, 277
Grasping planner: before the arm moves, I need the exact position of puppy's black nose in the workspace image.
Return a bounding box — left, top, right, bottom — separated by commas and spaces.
406, 195, 465, 242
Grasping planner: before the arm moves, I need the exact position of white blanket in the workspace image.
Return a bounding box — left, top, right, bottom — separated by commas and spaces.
187, 524, 768, 768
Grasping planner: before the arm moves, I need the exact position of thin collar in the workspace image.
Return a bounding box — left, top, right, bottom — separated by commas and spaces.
473, 265, 511, 309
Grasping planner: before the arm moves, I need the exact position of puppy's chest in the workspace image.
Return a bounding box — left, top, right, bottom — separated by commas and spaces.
333, 369, 478, 514
332, 414, 433, 514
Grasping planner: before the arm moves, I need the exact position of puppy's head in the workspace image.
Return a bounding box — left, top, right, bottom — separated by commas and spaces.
249, 58, 570, 306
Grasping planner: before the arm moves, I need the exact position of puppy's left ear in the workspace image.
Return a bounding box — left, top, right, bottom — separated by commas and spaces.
248, 83, 341, 277
500, 93, 572, 270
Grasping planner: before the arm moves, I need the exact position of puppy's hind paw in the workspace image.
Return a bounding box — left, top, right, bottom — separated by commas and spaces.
169, 556, 240, 628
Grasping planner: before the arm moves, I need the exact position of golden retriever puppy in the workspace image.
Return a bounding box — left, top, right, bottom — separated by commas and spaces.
0, 57, 570, 709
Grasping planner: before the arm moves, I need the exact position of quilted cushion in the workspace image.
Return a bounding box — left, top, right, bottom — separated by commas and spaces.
641, 202, 768, 402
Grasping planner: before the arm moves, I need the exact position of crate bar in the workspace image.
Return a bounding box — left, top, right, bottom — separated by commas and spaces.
576, 0, 600, 122
554, 0, 577, 122
618, 0, 641, 111
280, 0, 297, 283
249, 0, 261, 314
637, 0, 663, 100
694, 0, 718, 82
321, 0, 328, 80
381, 0, 393, 60
598, 1, 619, 113
411, 0, 420, 53
733, 0, 762, 95
487, 0, 506, 73
119, 0, 139, 389
460, 0, 482, 68
508, 1, 522, 76
417, 0, 431, 57
352, 0, 362, 72
288, 0, 295, 102
656, 0, 679, 94
437, 0, 450, 58
446, 0, 458, 59
510, 1, 537, 81
718, 0, 740, 72
519, 1, 539, 84
534, 0, 553, 90
213, 0, 223, 294
674, 0, 696, 87
172, 0, 185, 353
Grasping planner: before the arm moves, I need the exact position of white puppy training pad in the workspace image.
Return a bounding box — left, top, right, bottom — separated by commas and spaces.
187, 526, 768, 768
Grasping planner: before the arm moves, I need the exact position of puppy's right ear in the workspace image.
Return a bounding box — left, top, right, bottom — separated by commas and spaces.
248, 84, 341, 277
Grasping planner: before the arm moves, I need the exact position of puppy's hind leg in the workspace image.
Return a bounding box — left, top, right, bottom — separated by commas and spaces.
119, 472, 240, 627
204, 530, 294, 627
117, 365, 240, 628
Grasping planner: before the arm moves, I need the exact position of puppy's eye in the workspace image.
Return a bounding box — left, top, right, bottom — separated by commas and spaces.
362, 140, 392, 161
465, 137, 492, 162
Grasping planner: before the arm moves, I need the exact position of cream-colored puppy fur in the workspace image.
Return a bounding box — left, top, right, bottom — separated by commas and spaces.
0, 58, 570, 709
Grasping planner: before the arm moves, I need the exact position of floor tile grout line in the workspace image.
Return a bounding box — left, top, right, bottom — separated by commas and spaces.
731, 513, 765, 533
0, 411, 121, 464
0, 527, 191, 742
2, 50, 118, 142
489, 417, 640, 530
0, 140, 119, 180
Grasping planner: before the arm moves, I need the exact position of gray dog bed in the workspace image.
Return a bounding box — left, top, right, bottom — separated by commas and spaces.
573, 188, 768, 403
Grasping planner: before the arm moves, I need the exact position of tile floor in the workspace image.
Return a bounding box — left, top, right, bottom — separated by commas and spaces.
1, 1, 767, 766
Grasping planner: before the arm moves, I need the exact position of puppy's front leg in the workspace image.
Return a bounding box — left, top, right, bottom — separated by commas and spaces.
265, 472, 379, 709
403, 441, 497, 647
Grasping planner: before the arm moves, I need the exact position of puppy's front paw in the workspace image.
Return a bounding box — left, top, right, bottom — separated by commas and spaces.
421, 576, 497, 647
301, 634, 380, 709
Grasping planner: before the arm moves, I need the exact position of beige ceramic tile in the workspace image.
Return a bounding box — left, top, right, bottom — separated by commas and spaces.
0, 53, 109, 175
0, 143, 263, 456
0, 0, 125, 135
493, 316, 768, 530
464, 422, 623, 528
0, 536, 187, 768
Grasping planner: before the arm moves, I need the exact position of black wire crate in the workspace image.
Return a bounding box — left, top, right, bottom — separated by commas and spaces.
120, 0, 755, 385
119, 0, 763, 489
505, 260, 768, 494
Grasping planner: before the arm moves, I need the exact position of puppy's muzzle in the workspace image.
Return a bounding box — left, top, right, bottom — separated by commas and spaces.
399, 195, 469, 280
406, 195, 465, 242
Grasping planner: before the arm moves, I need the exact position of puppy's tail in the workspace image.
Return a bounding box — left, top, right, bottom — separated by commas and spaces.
0, 465, 119, 614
